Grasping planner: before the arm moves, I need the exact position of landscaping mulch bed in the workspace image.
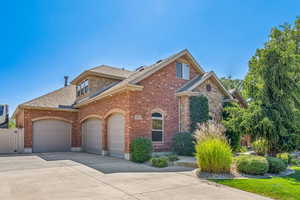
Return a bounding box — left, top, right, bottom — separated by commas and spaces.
194, 167, 295, 180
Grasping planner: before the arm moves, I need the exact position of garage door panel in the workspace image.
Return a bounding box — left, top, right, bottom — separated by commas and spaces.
82, 119, 102, 154
33, 120, 71, 153
108, 114, 125, 158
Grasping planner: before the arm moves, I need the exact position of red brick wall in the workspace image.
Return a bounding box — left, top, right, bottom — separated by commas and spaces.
128, 57, 200, 151
22, 109, 79, 148
16, 109, 24, 128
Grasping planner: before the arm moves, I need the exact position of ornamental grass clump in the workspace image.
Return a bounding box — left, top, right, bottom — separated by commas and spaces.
276, 153, 291, 166
194, 122, 233, 173
252, 138, 268, 156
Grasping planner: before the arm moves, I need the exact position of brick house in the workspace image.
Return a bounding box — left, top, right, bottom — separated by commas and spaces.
13, 49, 234, 159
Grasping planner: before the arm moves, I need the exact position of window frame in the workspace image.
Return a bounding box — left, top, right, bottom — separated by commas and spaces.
176, 62, 190, 80
206, 84, 212, 92
151, 112, 164, 143
182, 63, 190, 80
77, 79, 89, 97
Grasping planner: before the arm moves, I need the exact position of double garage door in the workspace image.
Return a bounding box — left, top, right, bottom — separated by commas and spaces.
32, 114, 125, 157
82, 114, 125, 157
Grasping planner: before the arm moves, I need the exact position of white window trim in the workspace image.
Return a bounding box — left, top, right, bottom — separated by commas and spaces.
77, 79, 89, 97
176, 62, 190, 80
182, 63, 190, 80
151, 112, 164, 144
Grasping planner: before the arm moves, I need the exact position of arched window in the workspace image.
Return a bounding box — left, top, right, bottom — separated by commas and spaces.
151, 112, 163, 142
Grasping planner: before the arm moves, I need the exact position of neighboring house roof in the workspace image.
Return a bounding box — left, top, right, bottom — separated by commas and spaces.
229, 89, 248, 108
71, 65, 133, 85
75, 49, 205, 107
176, 71, 233, 99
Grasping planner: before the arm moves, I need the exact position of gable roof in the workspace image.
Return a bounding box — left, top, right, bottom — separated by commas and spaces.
75, 49, 205, 107
176, 71, 233, 99
71, 65, 133, 85
129, 49, 204, 84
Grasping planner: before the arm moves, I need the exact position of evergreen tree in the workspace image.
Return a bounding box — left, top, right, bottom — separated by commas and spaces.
225, 17, 300, 154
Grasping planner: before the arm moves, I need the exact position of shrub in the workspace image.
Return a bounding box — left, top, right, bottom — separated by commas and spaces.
236, 155, 269, 175
171, 132, 195, 156
194, 122, 232, 173
167, 154, 179, 162
237, 146, 248, 153
189, 95, 209, 132
150, 157, 168, 168
291, 159, 300, 166
222, 102, 242, 152
225, 130, 241, 152
276, 153, 291, 165
267, 157, 287, 174
252, 138, 268, 156
130, 138, 152, 163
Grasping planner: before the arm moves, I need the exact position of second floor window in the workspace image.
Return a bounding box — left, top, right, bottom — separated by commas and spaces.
77, 80, 89, 97
176, 62, 190, 80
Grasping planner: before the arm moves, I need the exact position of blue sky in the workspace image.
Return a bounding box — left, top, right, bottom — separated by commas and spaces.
0, 0, 299, 114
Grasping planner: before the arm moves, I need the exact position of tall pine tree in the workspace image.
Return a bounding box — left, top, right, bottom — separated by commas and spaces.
243, 18, 300, 154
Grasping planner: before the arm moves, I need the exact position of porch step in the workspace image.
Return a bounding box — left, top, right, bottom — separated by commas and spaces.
174, 156, 198, 168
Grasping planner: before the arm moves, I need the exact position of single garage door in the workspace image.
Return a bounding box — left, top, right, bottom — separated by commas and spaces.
33, 120, 71, 153
107, 113, 125, 158
82, 118, 102, 154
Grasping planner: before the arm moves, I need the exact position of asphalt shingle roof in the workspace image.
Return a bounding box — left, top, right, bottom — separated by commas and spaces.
176, 75, 204, 93
20, 85, 76, 109
89, 65, 133, 79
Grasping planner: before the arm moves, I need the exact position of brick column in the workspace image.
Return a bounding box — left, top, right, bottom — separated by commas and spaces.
180, 96, 190, 132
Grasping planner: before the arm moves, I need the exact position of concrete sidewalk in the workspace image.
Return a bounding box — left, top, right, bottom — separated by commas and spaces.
0, 153, 271, 200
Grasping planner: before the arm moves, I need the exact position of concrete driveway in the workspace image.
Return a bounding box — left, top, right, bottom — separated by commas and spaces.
0, 152, 271, 200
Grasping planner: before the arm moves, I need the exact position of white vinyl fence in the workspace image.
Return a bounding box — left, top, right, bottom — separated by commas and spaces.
0, 128, 24, 154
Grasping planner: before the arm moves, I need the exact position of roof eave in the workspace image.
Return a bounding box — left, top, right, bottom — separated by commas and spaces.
71, 71, 127, 85
176, 91, 202, 96
18, 105, 78, 112
12, 106, 21, 119
187, 72, 233, 99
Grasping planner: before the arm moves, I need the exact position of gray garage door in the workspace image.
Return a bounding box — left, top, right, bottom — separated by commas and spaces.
33, 120, 71, 153
107, 114, 125, 158
82, 118, 102, 154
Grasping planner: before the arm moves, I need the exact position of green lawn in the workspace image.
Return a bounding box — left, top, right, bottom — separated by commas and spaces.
212, 167, 300, 200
